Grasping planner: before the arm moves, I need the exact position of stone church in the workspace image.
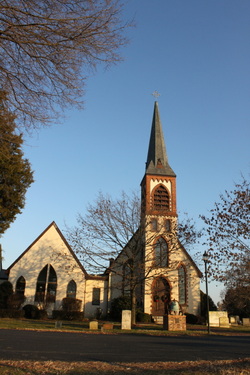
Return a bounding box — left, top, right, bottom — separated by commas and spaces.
3, 102, 202, 319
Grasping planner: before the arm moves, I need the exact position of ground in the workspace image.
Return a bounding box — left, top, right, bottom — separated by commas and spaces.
0, 319, 249, 374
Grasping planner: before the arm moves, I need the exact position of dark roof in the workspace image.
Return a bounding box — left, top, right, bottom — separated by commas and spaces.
145, 101, 176, 177
0, 269, 8, 281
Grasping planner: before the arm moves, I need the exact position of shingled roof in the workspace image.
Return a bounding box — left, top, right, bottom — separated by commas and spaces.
145, 101, 176, 177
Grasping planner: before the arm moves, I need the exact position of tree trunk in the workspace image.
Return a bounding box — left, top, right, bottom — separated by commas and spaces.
131, 289, 137, 325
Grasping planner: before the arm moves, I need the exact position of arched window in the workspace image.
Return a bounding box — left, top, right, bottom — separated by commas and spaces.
35, 265, 57, 303
153, 185, 170, 211
178, 265, 186, 304
67, 280, 77, 298
155, 238, 168, 267
16, 276, 25, 296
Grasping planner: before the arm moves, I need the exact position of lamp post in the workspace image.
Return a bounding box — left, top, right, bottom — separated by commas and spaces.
203, 251, 210, 334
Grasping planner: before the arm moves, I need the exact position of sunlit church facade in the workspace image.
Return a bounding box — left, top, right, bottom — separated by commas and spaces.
1, 102, 202, 319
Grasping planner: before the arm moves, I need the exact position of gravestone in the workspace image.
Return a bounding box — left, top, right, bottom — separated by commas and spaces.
122, 310, 131, 330
242, 318, 250, 326
101, 323, 114, 331
209, 311, 229, 327
55, 321, 62, 328
219, 316, 230, 328
89, 320, 98, 330
229, 316, 236, 324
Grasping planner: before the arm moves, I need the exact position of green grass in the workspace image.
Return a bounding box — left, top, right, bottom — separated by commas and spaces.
0, 318, 250, 336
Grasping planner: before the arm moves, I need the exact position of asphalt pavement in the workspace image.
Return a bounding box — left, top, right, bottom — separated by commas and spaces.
0, 329, 249, 362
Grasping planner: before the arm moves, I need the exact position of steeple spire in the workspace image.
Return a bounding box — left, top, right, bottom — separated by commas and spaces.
145, 102, 176, 177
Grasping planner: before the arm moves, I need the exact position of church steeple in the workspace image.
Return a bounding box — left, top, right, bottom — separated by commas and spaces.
145, 101, 175, 177
141, 101, 177, 217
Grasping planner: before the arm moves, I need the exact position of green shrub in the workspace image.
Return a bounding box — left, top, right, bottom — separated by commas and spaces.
0, 309, 24, 318
22, 305, 48, 320
185, 313, 199, 324
136, 311, 152, 323
52, 310, 84, 321
23, 304, 40, 319
62, 297, 82, 312
7, 293, 26, 310
0, 281, 13, 309
110, 295, 131, 321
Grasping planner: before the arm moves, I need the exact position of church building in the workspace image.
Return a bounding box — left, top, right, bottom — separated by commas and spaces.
4, 102, 202, 319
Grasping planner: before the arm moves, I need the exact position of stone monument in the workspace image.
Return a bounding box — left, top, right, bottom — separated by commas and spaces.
121, 310, 131, 330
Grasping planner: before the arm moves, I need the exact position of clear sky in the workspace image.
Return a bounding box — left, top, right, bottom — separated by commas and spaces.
1, 0, 250, 304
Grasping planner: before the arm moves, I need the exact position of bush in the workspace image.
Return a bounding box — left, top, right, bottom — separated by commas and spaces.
185, 313, 199, 324
136, 311, 152, 323
110, 296, 131, 321
52, 310, 84, 321
62, 297, 82, 312
7, 293, 26, 310
23, 304, 40, 319
0, 309, 24, 318
0, 281, 13, 309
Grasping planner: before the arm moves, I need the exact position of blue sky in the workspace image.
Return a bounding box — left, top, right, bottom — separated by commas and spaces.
1, 0, 250, 304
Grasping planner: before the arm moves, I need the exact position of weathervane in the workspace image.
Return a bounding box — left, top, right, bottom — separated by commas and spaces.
152, 90, 161, 99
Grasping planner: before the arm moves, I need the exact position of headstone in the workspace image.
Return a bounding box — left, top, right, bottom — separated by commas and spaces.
242, 318, 250, 326
229, 316, 236, 324
121, 310, 131, 330
55, 321, 62, 328
235, 316, 240, 324
209, 311, 228, 327
101, 323, 114, 331
219, 316, 230, 328
89, 320, 98, 330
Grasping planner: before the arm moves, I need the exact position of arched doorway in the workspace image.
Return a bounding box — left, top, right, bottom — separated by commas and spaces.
151, 277, 171, 315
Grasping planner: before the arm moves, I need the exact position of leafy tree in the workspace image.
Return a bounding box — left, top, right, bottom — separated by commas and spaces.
66, 190, 201, 323
0, 92, 34, 235
0, 0, 129, 130
201, 177, 250, 283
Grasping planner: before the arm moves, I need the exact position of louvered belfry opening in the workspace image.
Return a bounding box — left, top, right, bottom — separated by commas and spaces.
153, 185, 169, 211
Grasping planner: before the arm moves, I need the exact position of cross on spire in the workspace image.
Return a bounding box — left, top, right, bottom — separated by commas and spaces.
152, 90, 160, 99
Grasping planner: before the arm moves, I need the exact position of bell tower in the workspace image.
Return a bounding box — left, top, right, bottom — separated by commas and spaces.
140, 101, 179, 316
141, 101, 177, 225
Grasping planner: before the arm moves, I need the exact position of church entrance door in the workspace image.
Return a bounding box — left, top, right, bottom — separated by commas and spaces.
151, 277, 171, 315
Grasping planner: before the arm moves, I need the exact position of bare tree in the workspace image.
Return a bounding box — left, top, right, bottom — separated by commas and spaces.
66, 190, 201, 323
0, 0, 129, 130
201, 177, 250, 283
221, 257, 250, 318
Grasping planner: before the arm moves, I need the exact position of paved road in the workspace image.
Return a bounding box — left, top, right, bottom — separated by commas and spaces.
0, 329, 249, 362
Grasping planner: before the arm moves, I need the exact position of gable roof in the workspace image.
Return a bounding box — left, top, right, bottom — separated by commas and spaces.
176, 239, 202, 277
104, 228, 202, 278
7, 221, 88, 276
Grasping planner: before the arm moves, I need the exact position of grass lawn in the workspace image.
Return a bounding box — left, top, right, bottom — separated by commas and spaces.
0, 317, 250, 336
0, 319, 249, 374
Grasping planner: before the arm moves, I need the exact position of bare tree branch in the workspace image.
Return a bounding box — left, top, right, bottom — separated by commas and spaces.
0, 0, 130, 130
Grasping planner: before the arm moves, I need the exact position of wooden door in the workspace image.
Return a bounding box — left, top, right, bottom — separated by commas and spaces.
151, 277, 170, 315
